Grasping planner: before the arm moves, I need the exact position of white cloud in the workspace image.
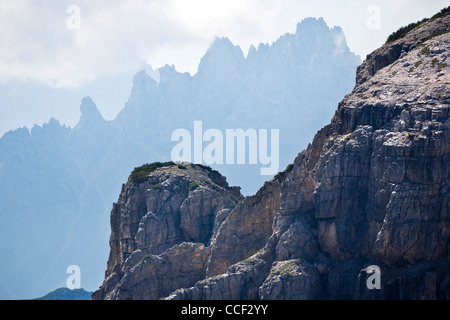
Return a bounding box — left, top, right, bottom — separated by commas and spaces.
0, 0, 448, 88
0, 0, 284, 87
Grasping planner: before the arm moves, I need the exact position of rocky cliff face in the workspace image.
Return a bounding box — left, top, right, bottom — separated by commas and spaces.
94, 9, 450, 300
92, 163, 243, 300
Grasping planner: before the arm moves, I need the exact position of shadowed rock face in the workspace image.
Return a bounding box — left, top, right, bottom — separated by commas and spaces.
94, 9, 450, 300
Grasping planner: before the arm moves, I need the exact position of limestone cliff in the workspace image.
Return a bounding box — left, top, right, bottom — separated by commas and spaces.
92, 163, 242, 300
94, 8, 450, 300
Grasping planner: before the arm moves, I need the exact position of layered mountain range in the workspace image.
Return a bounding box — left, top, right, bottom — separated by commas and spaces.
0, 18, 359, 299
94, 8, 450, 300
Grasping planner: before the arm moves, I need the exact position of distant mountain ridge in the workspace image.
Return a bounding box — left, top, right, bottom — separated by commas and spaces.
0, 17, 360, 299
33, 288, 92, 300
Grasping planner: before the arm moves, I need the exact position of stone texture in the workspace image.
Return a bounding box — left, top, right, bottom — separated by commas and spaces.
103, 242, 210, 300
206, 172, 287, 277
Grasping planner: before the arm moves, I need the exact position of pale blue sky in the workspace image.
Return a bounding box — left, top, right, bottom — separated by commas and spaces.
0, 0, 448, 87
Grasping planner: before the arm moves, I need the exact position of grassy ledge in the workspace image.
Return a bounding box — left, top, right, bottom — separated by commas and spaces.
130, 161, 176, 184
385, 6, 450, 44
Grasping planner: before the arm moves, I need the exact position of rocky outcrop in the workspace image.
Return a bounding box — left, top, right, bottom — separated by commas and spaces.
92, 163, 243, 300
99, 242, 211, 300
206, 171, 289, 277
94, 8, 450, 300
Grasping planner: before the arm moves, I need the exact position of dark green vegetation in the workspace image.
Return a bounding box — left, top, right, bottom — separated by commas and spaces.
130, 162, 176, 183
147, 183, 164, 190
188, 181, 200, 191
130, 161, 220, 185
386, 6, 450, 43
191, 163, 220, 175
285, 163, 295, 173
386, 18, 428, 44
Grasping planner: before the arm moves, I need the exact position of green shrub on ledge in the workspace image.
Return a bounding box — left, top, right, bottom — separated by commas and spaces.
130, 162, 175, 184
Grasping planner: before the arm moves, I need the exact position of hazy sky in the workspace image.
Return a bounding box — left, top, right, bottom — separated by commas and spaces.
0, 0, 448, 88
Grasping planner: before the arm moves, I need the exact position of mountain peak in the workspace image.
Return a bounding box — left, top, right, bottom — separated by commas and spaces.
158, 64, 179, 81
133, 70, 157, 86
296, 17, 328, 34
129, 70, 158, 97
331, 26, 351, 55
210, 36, 236, 51
80, 96, 102, 119
293, 17, 340, 56
196, 36, 245, 75
76, 96, 105, 129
